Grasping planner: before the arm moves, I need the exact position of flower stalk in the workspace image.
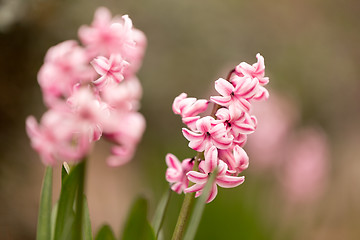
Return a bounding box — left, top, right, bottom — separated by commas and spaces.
171, 153, 201, 240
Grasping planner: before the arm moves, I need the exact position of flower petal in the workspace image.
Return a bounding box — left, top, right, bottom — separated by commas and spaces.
214, 78, 234, 96
216, 175, 245, 188
187, 171, 208, 184
184, 183, 206, 193
206, 183, 218, 203
204, 146, 218, 173
165, 153, 182, 171
210, 95, 231, 107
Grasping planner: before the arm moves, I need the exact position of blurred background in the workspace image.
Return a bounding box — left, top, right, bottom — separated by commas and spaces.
1, 0, 360, 239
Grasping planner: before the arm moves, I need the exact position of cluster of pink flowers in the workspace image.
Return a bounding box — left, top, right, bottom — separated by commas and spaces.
247, 93, 330, 204
165, 54, 269, 202
26, 7, 146, 166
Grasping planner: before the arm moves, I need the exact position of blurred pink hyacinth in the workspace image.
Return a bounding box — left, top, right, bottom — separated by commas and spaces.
282, 128, 330, 204
26, 7, 147, 166
246, 93, 299, 170
166, 54, 270, 202
246, 92, 330, 204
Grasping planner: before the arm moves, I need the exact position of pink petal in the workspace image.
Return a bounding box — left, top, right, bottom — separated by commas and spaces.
172, 93, 187, 114
216, 175, 245, 188
178, 97, 196, 113
26, 116, 40, 139
214, 78, 234, 96
204, 146, 218, 173
253, 86, 269, 101
206, 183, 218, 203
171, 182, 183, 194
182, 128, 203, 141
210, 95, 231, 107
196, 117, 213, 133
183, 99, 209, 117
215, 108, 230, 121
93, 75, 107, 89
188, 138, 207, 152
91, 56, 109, 75
166, 169, 181, 182
184, 183, 206, 193
165, 153, 182, 171
216, 160, 228, 175
233, 145, 249, 171
187, 171, 208, 184
182, 116, 200, 131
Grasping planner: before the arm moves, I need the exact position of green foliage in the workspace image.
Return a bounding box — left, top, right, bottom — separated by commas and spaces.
53, 161, 86, 240
36, 167, 53, 240
95, 225, 116, 240
152, 189, 172, 238
122, 196, 156, 240
83, 196, 93, 240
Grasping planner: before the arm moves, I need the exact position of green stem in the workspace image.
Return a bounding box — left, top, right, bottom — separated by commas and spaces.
171, 154, 200, 240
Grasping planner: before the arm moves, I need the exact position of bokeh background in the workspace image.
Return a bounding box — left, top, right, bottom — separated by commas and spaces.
1, 0, 360, 239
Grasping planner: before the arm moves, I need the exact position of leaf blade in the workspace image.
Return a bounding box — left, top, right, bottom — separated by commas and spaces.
95, 225, 116, 240
152, 188, 172, 238
54, 161, 85, 240
122, 196, 155, 240
36, 167, 53, 240
83, 196, 93, 240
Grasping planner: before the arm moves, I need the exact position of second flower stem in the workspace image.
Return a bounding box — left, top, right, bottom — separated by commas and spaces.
171, 153, 201, 240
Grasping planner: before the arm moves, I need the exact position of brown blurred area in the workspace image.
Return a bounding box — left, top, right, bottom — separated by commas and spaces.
1, 0, 360, 239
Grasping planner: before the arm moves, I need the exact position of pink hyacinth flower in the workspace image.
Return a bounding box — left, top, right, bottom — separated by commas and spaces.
235, 53, 269, 85
26, 110, 91, 165
282, 128, 329, 204
104, 112, 146, 166
172, 93, 209, 130
215, 108, 256, 138
182, 116, 233, 152
67, 87, 109, 141
91, 54, 129, 90
165, 154, 194, 194
79, 8, 135, 58
185, 147, 245, 203
210, 77, 258, 116
38, 40, 92, 107
218, 145, 249, 174
123, 28, 147, 77
101, 76, 142, 111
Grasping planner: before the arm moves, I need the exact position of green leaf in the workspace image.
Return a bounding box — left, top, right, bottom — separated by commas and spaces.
37, 167, 53, 240
183, 168, 218, 240
50, 202, 58, 240
152, 188, 172, 238
54, 161, 86, 240
122, 196, 156, 240
95, 225, 116, 240
83, 196, 93, 240
73, 161, 86, 240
